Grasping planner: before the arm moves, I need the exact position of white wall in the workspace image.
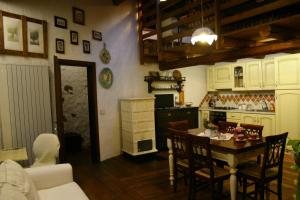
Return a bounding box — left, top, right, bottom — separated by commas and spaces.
0, 0, 207, 161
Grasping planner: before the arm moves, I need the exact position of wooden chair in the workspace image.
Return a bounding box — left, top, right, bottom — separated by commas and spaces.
218, 121, 238, 133
168, 120, 189, 131
187, 134, 230, 199
239, 132, 288, 200
168, 127, 189, 192
240, 123, 264, 138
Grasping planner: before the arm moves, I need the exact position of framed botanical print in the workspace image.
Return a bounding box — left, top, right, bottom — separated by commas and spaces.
73, 7, 85, 25
0, 11, 24, 55
25, 17, 48, 58
56, 38, 65, 54
83, 40, 90, 53
70, 30, 78, 45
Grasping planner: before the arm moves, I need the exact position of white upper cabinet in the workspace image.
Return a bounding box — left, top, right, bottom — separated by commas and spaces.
214, 64, 233, 89
245, 61, 262, 90
261, 59, 275, 90
275, 54, 300, 89
207, 66, 215, 91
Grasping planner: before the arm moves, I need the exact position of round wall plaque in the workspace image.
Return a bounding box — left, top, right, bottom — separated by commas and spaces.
99, 67, 113, 89
100, 43, 111, 64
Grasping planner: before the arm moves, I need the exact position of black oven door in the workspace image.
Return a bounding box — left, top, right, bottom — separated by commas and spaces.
209, 111, 226, 125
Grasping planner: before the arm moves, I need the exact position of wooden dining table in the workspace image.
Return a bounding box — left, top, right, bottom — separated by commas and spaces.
166, 128, 266, 200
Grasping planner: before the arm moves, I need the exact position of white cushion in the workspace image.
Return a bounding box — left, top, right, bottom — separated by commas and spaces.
38, 182, 89, 200
0, 160, 40, 200
0, 183, 27, 200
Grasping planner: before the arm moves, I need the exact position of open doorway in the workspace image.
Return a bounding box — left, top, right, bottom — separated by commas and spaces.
54, 56, 100, 163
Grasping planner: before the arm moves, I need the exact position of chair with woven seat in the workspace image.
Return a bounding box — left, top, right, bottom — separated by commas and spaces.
240, 123, 264, 164
187, 134, 230, 199
239, 132, 288, 200
218, 121, 238, 133
168, 127, 189, 192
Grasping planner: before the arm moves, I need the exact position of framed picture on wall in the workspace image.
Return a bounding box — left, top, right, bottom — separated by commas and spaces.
54, 16, 67, 29
25, 17, 48, 58
56, 38, 65, 54
92, 30, 102, 41
73, 7, 85, 25
0, 11, 24, 55
70, 30, 78, 45
82, 40, 90, 53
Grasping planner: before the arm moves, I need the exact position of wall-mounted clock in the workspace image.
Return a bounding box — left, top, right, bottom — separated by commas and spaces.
100, 42, 111, 64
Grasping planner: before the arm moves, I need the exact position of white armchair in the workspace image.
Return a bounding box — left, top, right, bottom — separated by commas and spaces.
25, 164, 89, 200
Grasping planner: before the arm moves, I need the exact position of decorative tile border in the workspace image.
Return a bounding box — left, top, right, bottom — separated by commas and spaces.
200, 91, 275, 111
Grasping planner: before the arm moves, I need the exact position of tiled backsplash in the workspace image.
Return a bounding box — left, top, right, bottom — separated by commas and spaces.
200, 91, 275, 111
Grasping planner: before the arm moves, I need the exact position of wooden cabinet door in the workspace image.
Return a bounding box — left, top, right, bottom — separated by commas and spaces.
245, 61, 262, 90
207, 67, 215, 91
241, 113, 258, 125
214, 65, 233, 89
276, 90, 300, 140
275, 54, 300, 89
261, 59, 275, 90
258, 114, 275, 137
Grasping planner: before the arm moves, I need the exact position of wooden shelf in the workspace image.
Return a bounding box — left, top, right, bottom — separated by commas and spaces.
144, 76, 185, 93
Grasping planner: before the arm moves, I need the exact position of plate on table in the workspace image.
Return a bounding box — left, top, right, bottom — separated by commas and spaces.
235, 138, 247, 142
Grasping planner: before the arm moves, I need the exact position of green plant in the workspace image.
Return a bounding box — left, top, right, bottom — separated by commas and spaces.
287, 140, 300, 170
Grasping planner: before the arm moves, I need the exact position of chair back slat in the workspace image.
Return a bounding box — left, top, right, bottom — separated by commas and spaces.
218, 121, 238, 133
168, 128, 188, 160
188, 135, 214, 180
240, 123, 263, 137
261, 132, 288, 178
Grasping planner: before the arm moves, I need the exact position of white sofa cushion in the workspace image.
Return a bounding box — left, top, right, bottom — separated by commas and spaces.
0, 183, 27, 200
38, 182, 89, 200
0, 160, 40, 200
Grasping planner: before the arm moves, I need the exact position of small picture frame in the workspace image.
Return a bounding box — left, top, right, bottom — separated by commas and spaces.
54, 16, 67, 29
73, 7, 85, 25
82, 40, 90, 53
92, 30, 102, 41
70, 31, 78, 45
56, 38, 65, 54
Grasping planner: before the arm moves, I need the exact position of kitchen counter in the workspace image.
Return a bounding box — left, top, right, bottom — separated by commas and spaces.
199, 107, 275, 115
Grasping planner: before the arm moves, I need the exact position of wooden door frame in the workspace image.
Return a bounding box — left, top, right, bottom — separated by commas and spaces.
54, 56, 100, 163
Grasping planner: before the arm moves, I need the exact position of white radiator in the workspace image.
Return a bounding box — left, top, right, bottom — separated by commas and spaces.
0, 64, 53, 165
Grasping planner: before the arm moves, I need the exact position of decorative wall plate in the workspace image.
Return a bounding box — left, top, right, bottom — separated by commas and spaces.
172, 70, 182, 80
100, 42, 111, 64
99, 67, 113, 89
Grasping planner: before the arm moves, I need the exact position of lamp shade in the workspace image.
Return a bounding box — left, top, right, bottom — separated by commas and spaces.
191, 27, 218, 45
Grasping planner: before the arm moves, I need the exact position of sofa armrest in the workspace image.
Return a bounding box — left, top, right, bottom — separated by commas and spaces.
25, 164, 73, 190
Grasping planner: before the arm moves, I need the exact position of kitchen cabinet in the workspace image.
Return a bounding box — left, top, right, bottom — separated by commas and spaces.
155, 107, 198, 150
275, 53, 300, 89
241, 113, 275, 137
245, 60, 262, 90
120, 98, 157, 156
207, 66, 215, 91
261, 59, 275, 90
226, 112, 242, 125
214, 64, 233, 89
276, 90, 300, 140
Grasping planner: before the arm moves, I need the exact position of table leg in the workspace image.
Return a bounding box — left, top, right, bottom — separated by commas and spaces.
167, 138, 174, 185
227, 154, 238, 200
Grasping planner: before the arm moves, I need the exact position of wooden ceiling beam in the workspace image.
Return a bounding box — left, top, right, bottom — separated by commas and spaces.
159, 38, 300, 70
112, 0, 126, 6
221, 0, 300, 26
220, 36, 254, 49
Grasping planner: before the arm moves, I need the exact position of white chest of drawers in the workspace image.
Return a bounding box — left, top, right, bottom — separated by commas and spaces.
120, 98, 157, 156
